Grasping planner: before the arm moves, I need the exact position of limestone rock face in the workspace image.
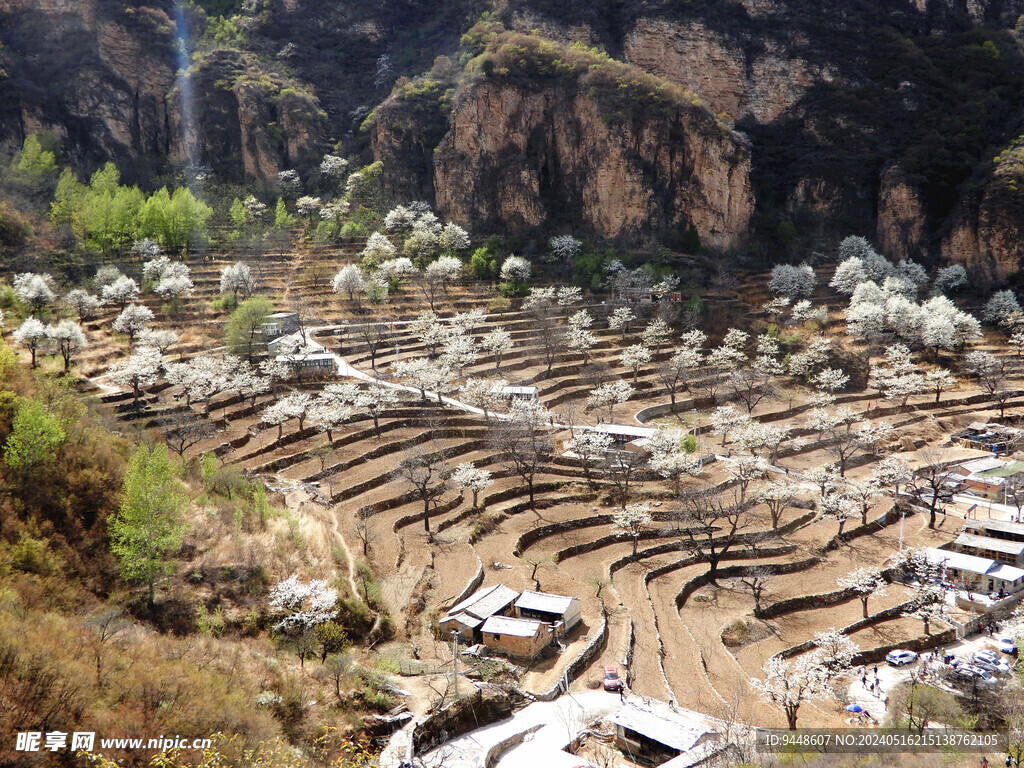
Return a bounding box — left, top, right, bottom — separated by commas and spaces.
942, 141, 1024, 282
0, 0, 178, 178
419, 80, 753, 247
173, 50, 328, 183
876, 166, 928, 262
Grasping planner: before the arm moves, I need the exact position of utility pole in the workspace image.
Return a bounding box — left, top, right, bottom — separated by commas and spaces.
451, 630, 459, 702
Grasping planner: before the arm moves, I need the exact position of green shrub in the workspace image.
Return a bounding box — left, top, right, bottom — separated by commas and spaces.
487, 296, 512, 313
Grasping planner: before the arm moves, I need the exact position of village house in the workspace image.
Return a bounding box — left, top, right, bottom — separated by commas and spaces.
583, 423, 655, 451
611, 700, 712, 766
260, 311, 300, 340
499, 385, 539, 402
952, 422, 1024, 454
438, 584, 519, 644
479, 615, 554, 659
944, 457, 1024, 499
514, 590, 583, 638
925, 547, 1024, 597
267, 332, 325, 357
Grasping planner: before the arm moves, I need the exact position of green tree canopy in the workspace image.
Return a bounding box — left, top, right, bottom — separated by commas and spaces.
3, 398, 66, 470
224, 296, 275, 360
108, 444, 188, 608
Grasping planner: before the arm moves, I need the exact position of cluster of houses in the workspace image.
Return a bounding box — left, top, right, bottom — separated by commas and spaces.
941, 456, 1024, 500
927, 518, 1024, 603
259, 311, 340, 376
439, 584, 582, 659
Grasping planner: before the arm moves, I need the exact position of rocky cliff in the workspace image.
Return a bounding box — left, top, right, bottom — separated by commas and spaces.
942, 134, 1024, 283
433, 80, 752, 246
0, 0, 179, 179
0, 0, 327, 183
7, 0, 1024, 262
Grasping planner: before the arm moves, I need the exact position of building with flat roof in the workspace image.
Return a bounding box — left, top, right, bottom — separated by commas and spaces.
514, 590, 582, 636
439, 584, 519, 643
954, 532, 1024, 565
479, 615, 553, 659
261, 311, 300, 340
583, 423, 655, 450
964, 518, 1024, 543
926, 547, 1024, 595
500, 385, 539, 402
611, 700, 711, 766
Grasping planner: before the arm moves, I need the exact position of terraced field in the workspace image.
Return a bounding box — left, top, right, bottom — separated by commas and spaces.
85, 246, 1024, 728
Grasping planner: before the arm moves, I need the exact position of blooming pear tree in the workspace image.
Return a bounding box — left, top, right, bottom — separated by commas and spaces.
451, 463, 493, 509
837, 567, 888, 618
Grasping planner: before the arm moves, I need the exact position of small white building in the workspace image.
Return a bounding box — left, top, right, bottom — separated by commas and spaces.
268, 332, 325, 356
439, 584, 519, 643
514, 590, 582, 636
583, 423, 655, 451
261, 311, 300, 340
500, 385, 539, 402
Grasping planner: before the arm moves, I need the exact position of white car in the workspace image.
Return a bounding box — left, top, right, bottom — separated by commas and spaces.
998, 636, 1018, 655
886, 649, 918, 666
972, 655, 1011, 675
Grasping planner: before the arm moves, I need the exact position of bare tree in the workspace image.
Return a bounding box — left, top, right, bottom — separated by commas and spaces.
679, 487, 750, 582
734, 566, 773, 618
393, 450, 451, 535
490, 400, 553, 512
354, 511, 377, 555
163, 408, 215, 457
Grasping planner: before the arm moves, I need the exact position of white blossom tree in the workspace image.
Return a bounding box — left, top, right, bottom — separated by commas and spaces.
451, 463, 493, 508
812, 628, 860, 678
268, 575, 339, 635
621, 344, 652, 384
641, 318, 671, 350
870, 344, 925, 408
933, 264, 968, 295
769, 263, 816, 298
12, 317, 48, 367
459, 378, 506, 421
752, 653, 830, 730
112, 304, 155, 344
220, 262, 257, 302
657, 346, 702, 405
608, 306, 636, 336
64, 288, 101, 320
872, 455, 913, 498
759, 478, 798, 529
138, 328, 179, 355
481, 326, 514, 370
587, 380, 634, 422
45, 320, 87, 371
837, 567, 888, 618
830, 258, 869, 295
360, 231, 398, 268
549, 235, 582, 263
925, 368, 957, 404
499, 255, 531, 283
438, 223, 471, 254
13, 272, 56, 315
612, 503, 653, 555
420, 256, 463, 310
983, 290, 1022, 327
710, 404, 750, 447
819, 491, 858, 536
356, 384, 401, 434
108, 347, 162, 408
332, 264, 364, 300
101, 275, 140, 310
565, 430, 613, 488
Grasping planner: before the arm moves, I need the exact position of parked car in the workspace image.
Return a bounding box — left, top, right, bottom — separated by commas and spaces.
956, 664, 999, 685
886, 649, 919, 666
998, 636, 1018, 655
974, 650, 1002, 666
972, 655, 1011, 675
603, 666, 622, 692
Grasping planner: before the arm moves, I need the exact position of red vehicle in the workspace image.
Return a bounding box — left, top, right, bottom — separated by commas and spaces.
602, 666, 621, 692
